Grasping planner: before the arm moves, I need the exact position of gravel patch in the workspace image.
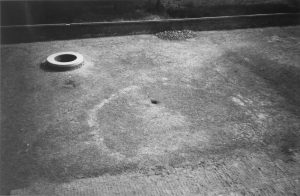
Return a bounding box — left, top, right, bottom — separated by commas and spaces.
156, 30, 197, 40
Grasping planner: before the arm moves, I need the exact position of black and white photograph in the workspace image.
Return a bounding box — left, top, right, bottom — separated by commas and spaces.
1, 0, 300, 195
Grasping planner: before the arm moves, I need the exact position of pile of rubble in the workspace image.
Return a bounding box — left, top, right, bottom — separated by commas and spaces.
156, 30, 197, 40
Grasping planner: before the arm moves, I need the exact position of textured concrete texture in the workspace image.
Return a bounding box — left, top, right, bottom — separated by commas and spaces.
1, 26, 300, 195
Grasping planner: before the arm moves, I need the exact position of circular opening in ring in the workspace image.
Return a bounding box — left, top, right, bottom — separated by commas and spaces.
54, 54, 77, 62
43, 52, 84, 72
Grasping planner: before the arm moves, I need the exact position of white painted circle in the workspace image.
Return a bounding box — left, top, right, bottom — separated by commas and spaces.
46, 52, 84, 70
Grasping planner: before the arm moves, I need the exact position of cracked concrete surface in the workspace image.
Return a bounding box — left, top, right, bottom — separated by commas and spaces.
1, 26, 300, 195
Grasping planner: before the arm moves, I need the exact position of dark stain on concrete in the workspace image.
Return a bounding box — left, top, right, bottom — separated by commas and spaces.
225, 49, 300, 112
278, 132, 299, 162
220, 49, 300, 162
263, 127, 300, 162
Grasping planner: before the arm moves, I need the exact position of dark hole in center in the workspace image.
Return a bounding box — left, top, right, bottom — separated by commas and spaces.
151, 99, 159, 104
55, 54, 77, 62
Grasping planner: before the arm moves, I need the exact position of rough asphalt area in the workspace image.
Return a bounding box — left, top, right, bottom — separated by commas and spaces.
1, 26, 300, 195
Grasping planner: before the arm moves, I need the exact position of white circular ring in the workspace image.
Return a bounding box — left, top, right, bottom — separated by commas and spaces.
46, 52, 84, 69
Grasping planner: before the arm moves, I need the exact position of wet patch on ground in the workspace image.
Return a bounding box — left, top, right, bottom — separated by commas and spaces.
223, 49, 300, 108
213, 47, 300, 163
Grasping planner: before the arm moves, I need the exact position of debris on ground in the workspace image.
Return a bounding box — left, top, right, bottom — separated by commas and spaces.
156, 30, 197, 40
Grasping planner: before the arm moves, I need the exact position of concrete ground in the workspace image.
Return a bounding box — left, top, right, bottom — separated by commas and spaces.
1, 26, 300, 195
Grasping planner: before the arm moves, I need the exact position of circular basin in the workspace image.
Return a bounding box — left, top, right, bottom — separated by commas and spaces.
46, 52, 84, 70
